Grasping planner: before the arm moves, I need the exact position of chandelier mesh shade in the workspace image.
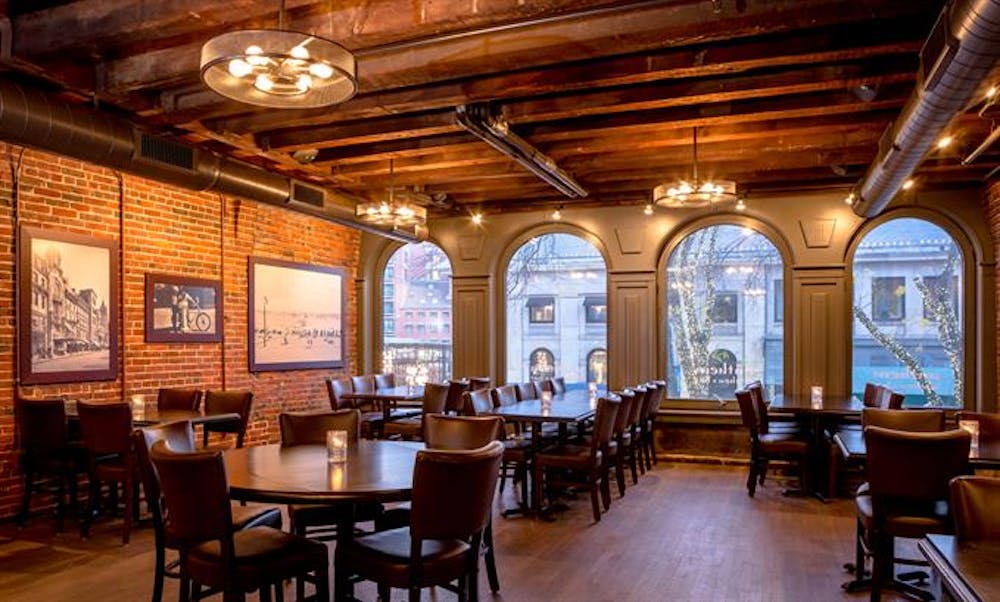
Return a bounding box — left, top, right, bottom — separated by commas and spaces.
200, 29, 357, 108
653, 128, 739, 208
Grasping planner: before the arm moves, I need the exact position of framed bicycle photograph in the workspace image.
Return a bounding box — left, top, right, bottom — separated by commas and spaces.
248, 257, 345, 371
19, 226, 119, 384
144, 273, 223, 343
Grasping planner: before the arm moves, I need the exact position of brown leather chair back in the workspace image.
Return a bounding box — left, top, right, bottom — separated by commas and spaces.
279, 409, 360, 446
352, 375, 376, 394
877, 387, 905, 409
462, 389, 494, 416
950, 476, 1000, 541
647, 380, 666, 419
745, 383, 772, 434
735, 389, 760, 443
444, 380, 469, 414
956, 411, 1000, 439
409, 441, 504, 542
156, 388, 203, 412
612, 390, 635, 438
551, 377, 567, 395
150, 441, 233, 549
491, 385, 519, 409
862, 408, 945, 432
374, 373, 396, 389
864, 426, 970, 504
626, 385, 647, 428
468, 376, 491, 391
132, 422, 197, 534
77, 402, 133, 458
15, 396, 68, 454
589, 396, 621, 457
862, 382, 881, 407
515, 382, 537, 401
204, 390, 254, 424
424, 414, 502, 450
327, 377, 354, 410
421, 382, 450, 415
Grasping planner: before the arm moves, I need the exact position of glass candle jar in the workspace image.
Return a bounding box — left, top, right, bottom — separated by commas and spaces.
327, 430, 348, 463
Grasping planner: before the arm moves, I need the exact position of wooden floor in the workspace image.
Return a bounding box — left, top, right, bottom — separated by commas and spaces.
0, 462, 923, 601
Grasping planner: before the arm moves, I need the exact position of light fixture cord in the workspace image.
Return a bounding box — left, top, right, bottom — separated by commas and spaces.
278, 0, 286, 30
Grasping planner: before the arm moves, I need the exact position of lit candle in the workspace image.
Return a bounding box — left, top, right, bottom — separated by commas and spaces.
130, 394, 145, 418
327, 430, 348, 463
541, 390, 553, 403
810, 386, 823, 405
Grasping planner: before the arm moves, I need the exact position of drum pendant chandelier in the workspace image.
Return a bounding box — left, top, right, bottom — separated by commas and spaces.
200, 1, 357, 109
653, 127, 739, 209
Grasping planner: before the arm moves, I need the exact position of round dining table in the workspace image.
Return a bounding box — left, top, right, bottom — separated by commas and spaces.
224, 440, 425, 601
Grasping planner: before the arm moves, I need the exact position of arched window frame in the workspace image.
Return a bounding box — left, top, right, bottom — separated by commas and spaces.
845, 208, 978, 409
496, 224, 611, 388
586, 347, 608, 385
657, 215, 793, 400
374, 240, 455, 381
529, 347, 557, 381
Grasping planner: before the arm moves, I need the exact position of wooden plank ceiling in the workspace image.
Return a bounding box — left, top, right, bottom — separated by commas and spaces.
1, 0, 995, 216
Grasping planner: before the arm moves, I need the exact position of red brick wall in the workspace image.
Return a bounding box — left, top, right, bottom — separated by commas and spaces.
984, 178, 1000, 401
0, 145, 360, 518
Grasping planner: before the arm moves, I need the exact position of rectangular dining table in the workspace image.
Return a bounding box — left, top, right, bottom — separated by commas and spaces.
833, 427, 1000, 470
342, 384, 424, 423
919, 534, 1000, 602
65, 399, 240, 427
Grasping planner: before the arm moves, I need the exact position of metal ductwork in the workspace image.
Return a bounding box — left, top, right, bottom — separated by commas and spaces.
853, 0, 1000, 217
0, 79, 425, 242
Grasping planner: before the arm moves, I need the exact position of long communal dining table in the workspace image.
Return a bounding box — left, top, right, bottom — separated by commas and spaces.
341, 384, 424, 424
224, 439, 424, 602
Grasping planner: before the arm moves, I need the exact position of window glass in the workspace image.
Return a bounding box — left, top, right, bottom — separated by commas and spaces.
382, 243, 452, 383
773, 279, 783, 323
852, 218, 963, 407
666, 224, 784, 400
587, 348, 608, 385
506, 233, 607, 389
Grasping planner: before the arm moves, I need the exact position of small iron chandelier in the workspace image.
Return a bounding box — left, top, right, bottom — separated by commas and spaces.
653, 127, 739, 208
200, 0, 357, 109
355, 159, 428, 228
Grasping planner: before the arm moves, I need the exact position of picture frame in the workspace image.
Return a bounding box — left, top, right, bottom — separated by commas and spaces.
144, 273, 223, 343
18, 226, 119, 384
248, 257, 345, 372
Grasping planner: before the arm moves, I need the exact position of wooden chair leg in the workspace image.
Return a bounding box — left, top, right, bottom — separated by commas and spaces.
17, 467, 34, 526
628, 448, 639, 484
152, 539, 166, 602
314, 562, 329, 602
499, 460, 508, 494
483, 519, 500, 594
600, 470, 612, 510
615, 455, 627, 497
122, 478, 133, 545
589, 479, 602, 522
532, 463, 544, 513
746, 461, 758, 497
260, 584, 272, 602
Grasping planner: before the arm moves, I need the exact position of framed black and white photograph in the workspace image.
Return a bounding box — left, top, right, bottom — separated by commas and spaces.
248, 257, 345, 371
144, 273, 222, 343
18, 226, 118, 384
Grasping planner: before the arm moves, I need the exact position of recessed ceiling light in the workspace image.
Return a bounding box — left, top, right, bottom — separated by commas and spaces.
471, 212, 483, 225
902, 178, 915, 190
937, 135, 954, 149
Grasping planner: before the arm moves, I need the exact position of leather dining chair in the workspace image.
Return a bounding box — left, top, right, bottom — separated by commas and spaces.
491, 385, 519, 409
533, 396, 620, 522
542, 377, 567, 395
955, 411, 1000, 439
735, 388, 809, 497
462, 389, 495, 417
859, 426, 970, 601
326, 376, 354, 410
132, 422, 281, 602
380, 414, 506, 592
341, 441, 504, 602
150, 441, 329, 602
375, 373, 396, 389
156, 388, 203, 412
444, 379, 470, 415
603, 389, 636, 498
77, 401, 136, 544
279, 409, 385, 549
383, 381, 449, 440
460, 389, 531, 511
352, 374, 377, 394
623, 384, 649, 482
330, 375, 384, 438
468, 376, 492, 391
949, 475, 1000, 541
639, 381, 666, 470
14, 395, 85, 531
201, 390, 253, 448
515, 382, 538, 401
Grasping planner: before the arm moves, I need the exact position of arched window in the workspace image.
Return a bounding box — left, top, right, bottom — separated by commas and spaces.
506, 233, 607, 389
852, 218, 963, 407
382, 242, 452, 383
666, 224, 784, 399
587, 348, 608, 385
529, 347, 556, 381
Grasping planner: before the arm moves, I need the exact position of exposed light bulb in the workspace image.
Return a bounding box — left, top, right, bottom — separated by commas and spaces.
290, 45, 310, 60
643, 204, 654, 215
254, 74, 274, 92
902, 178, 915, 190
471, 212, 483, 225
309, 62, 334, 79
396, 205, 415, 219
245, 45, 268, 66
296, 74, 312, 92
937, 135, 954, 149
227, 58, 252, 78
845, 192, 856, 205
987, 86, 997, 99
